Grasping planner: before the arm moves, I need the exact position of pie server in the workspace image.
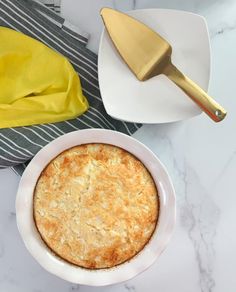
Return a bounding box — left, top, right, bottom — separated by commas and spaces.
100, 8, 227, 122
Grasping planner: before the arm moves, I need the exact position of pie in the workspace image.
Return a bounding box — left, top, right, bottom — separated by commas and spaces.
33, 143, 159, 269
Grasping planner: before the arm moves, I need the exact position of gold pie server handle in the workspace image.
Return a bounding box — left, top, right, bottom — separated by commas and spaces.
164, 63, 227, 122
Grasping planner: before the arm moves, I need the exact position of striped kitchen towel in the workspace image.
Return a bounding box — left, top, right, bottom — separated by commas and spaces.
0, 0, 141, 175
38, 0, 61, 13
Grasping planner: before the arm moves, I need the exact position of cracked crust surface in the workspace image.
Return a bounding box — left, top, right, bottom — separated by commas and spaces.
33, 143, 159, 269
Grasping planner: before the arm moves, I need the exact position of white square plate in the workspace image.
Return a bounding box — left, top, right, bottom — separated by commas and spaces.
98, 9, 211, 123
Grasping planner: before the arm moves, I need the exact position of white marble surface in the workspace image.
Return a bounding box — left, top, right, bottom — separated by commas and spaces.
0, 0, 236, 291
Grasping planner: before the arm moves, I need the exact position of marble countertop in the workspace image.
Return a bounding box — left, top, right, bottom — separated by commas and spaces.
0, 0, 235, 291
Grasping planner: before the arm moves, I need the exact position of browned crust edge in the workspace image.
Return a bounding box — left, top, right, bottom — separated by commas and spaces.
33, 143, 160, 270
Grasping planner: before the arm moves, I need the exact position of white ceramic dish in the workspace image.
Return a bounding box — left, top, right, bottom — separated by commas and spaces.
16, 129, 175, 286
98, 9, 211, 123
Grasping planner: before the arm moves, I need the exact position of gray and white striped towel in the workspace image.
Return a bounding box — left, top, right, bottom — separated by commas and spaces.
38, 0, 61, 13
0, 0, 141, 175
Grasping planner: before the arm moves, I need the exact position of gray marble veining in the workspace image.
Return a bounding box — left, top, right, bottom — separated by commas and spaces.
181, 165, 220, 292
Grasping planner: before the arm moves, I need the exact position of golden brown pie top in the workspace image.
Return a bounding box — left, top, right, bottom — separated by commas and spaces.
33, 143, 159, 269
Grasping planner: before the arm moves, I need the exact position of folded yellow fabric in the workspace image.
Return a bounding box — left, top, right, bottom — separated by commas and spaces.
0, 27, 89, 128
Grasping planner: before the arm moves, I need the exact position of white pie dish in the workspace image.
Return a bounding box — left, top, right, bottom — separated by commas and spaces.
98, 9, 211, 123
16, 129, 175, 286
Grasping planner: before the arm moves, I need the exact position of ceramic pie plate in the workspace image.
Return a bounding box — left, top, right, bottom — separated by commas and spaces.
98, 9, 211, 123
16, 129, 175, 286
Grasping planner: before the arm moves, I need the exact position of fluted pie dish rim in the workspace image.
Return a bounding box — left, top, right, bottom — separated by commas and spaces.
16, 129, 176, 286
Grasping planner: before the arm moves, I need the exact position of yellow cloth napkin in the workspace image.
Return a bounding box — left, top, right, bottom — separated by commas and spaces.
0, 27, 89, 128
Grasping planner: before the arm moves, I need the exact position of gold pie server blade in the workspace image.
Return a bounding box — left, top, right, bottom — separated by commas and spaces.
100, 8, 227, 122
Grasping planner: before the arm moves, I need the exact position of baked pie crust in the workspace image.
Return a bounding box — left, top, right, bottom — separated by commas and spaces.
34, 143, 159, 269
